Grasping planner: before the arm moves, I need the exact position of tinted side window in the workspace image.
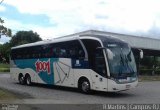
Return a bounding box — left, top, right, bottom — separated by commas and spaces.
40, 45, 52, 58
52, 43, 67, 58
67, 40, 85, 59
11, 40, 85, 59
52, 40, 85, 59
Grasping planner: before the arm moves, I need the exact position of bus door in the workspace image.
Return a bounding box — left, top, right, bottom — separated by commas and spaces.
81, 39, 108, 91
92, 49, 108, 91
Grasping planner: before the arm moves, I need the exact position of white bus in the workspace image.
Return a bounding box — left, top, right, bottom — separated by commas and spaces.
10, 34, 140, 93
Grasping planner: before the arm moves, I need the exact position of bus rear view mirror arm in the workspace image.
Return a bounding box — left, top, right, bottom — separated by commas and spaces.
106, 49, 114, 60
96, 47, 106, 50
138, 49, 143, 59
96, 47, 114, 60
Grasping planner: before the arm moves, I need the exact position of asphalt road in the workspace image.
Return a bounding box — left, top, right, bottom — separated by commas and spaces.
0, 73, 160, 104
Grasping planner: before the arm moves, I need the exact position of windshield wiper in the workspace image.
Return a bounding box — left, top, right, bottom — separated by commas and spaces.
124, 54, 135, 75
118, 54, 124, 78
119, 49, 135, 77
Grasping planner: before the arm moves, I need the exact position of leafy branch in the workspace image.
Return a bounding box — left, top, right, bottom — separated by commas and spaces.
0, 18, 12, 38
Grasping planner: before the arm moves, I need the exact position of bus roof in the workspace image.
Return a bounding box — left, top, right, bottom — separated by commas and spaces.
11, 36, 78, 49
11, 34, 125, 50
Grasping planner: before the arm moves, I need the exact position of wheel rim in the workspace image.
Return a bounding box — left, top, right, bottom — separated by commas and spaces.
26, 76, 31, 85
19, 76, 24, 84
81, 81, 89, 92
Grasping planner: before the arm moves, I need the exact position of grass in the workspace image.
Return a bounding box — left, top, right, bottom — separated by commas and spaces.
0, 89, 17, 100
0, 63, 9, 68
0, 63, 10, 72
139, 75, 160, 82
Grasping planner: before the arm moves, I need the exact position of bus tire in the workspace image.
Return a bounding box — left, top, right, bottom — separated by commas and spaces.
79, 78, 90, 94
19, 74, 24, 85
25, 74, 32, 86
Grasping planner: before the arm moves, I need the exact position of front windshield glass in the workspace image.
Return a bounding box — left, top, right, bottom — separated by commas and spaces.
104, 42, 137, 81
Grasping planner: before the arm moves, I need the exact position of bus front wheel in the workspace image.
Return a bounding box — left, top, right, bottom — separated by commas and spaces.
79, 78, 90, 94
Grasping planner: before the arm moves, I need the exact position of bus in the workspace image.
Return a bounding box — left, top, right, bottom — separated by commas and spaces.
10, 34, 141, 93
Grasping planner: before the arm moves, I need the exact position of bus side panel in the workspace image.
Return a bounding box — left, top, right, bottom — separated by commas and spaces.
10, 67, 19, 82
11, 58, 76, 87
10, 67, 45, 84
10, 59, 18, 81
11, 58, 59, 85
73, 69, 108, 92
53, 58, 75, 87
11, 57, 109, 92
73, 69, 93, 88
89, 70, 108, 91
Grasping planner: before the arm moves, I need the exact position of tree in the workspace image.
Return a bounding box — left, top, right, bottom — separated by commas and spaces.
0, 17, 12, 38
0, 30, 42, 63
0, 42, 11, 63
10, 30, 42, 47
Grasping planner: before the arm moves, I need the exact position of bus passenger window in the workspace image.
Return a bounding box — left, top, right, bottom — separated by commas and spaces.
78, 49, 85, 59
55, 48, 61, 57
68, 49, 74, 58
60, 49, 67, 57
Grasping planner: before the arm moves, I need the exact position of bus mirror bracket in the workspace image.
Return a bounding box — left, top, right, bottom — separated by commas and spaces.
139, 49, 143, 59
106, 49, 114, 60
96, 47, 106, 50
96, 47, 114, 60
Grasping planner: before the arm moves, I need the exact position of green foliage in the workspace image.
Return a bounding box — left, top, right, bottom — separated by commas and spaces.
0, 63, 9, 68
139, 75, 160, 81
0, 18, 12, 37
0, 42, 11, 63
10, 30, 42, 47
0, 30, 42, 62
0, 63, 10, 72
139, 56, 160, 75
140, 56, 154, 68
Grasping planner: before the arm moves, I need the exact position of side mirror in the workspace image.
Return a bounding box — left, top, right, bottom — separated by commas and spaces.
139, 49, 143, 59
107, 49, 114, 60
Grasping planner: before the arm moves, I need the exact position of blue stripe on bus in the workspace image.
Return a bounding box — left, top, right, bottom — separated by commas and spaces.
71, 59, 89, 69
14, 58, 59, 84
14, 58, 90, 84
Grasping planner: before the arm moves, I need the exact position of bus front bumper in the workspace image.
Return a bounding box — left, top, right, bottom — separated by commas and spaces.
107, 79, 138, 92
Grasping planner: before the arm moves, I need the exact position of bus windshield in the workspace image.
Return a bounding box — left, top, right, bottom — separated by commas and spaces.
104, 42, 137, 83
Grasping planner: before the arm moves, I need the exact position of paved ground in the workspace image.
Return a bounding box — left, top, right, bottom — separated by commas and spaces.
0, 73, 160, 105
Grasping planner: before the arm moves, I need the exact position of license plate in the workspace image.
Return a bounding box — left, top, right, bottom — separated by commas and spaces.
126, 85, 131, 89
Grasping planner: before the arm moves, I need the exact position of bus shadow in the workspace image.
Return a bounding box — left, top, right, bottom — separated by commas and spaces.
92, 91, 135, 98
28, 83, 80, 93
21, 83, 135, 98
